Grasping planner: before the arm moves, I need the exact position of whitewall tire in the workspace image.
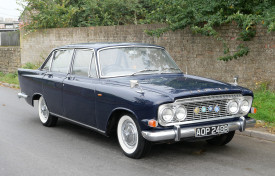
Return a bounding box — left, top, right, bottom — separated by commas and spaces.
117, 114, 151, 158
38, 96, 58, 127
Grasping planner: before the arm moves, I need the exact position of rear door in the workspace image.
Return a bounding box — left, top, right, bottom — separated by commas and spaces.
62, 49, 97, 126
42, 49, 74, 115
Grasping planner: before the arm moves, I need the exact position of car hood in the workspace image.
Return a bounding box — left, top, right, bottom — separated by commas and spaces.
107, 73, 252, 100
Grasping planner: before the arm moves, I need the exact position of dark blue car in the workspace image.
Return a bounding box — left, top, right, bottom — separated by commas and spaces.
18, 43, 256, 158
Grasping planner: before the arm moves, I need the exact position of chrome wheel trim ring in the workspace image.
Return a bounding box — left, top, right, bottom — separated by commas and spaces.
121, 119, 138, 149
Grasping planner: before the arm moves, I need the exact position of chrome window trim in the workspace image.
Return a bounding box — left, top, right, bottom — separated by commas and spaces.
158, 94, 252, 126
96, 45, 181, 78
49, 48, 75, 74
39, 50, 56, 71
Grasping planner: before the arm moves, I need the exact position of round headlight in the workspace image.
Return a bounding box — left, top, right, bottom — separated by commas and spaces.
227, 100, 239, 114
175, 106, 187, 121
240, 99, 250, 113
161, 108, 174, 122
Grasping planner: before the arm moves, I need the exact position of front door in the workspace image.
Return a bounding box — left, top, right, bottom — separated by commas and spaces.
62, 49, 97, 127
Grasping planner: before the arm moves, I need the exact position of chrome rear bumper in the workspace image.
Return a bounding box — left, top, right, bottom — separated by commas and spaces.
17, 92, 28, 99
142, 117, 256, 142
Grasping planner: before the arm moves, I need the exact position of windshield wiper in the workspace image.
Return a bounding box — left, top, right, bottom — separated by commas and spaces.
161, 67, 181, 73
131, 69, 159, 76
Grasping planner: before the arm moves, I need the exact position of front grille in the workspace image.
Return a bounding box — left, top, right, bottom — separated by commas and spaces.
177, 94, 242, 122
158, 94, 243, 126
185, 99, 229, 121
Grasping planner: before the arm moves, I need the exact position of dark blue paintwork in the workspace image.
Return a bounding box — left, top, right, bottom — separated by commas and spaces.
18, 43, 253, 135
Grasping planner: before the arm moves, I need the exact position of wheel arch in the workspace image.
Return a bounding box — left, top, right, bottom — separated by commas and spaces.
32, 93, 43, 106
105, 108, 138, 136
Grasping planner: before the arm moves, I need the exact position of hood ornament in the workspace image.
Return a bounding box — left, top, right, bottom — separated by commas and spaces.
130, 80, 144, 94
233, 75, 239, 86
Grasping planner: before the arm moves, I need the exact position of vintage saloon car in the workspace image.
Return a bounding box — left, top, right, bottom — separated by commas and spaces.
18, 43, 256, 158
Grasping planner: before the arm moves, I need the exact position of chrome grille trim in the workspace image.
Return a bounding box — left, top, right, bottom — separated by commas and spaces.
158, 94, 244, 126
175, 94, 242, 104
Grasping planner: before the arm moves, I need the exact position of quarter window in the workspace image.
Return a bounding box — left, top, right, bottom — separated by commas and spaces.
51, 49, 73, 73
41, 52, 54, 71
72, 49, 94, 77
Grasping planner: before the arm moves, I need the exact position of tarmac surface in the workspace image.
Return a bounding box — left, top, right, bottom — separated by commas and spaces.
0, 86, 275, 176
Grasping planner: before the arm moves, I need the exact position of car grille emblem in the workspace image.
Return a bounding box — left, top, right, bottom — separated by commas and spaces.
201, 106, 206, 113
208, 106, 213, 112
194, 107, 200, 114
214, 105, 220, 112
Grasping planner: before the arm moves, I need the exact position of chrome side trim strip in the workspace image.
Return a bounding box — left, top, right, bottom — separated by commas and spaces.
18, 92, 28, 99
142, 117, 256, 142
50, 112, 106, 134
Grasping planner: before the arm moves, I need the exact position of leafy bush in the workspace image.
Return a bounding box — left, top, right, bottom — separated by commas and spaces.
22, 62, 40, 69
19, 0, 275, 61
146, 0, 275, 61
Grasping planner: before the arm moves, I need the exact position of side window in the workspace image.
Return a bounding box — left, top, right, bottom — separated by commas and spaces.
41, 52, 54, 71
72, 49, 94, 77
51, 49, 73, 73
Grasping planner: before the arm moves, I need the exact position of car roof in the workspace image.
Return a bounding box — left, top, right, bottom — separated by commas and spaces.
57, 42, 164, 50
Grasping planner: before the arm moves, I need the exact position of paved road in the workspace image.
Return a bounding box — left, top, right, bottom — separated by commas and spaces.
0, 86, 275, 176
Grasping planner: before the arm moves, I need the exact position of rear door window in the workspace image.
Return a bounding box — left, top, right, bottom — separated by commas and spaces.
51, 49, 74, 73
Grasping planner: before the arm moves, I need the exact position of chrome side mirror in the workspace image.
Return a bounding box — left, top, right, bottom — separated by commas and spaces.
130, 80, 144, 94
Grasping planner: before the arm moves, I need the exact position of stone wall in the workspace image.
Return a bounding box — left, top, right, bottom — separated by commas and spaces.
0, 46, 21, 73
20, 24, 275, 90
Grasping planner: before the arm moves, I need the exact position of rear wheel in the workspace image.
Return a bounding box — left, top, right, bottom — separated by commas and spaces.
206, 131, 235, 146
38, 96, 58, 127
117, 114, 151, 159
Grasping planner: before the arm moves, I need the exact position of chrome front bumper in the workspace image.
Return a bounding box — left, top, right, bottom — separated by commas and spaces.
142, 117, 256, 142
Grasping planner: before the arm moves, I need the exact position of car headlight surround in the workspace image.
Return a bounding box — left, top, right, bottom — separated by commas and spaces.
227, 100, 239, 114
160, 107, 174, 123
175, 106, 187, 121
239, 97, 252, 114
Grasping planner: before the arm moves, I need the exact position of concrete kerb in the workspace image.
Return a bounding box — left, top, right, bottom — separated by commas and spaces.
0, 81, 20, 89
236, 129, 275, 142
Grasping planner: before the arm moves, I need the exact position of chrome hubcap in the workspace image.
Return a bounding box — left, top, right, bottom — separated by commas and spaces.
39, 98, 49, 122
121, 120, 137, 148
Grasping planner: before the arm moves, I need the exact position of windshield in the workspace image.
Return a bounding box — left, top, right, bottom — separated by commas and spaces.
98, 47, 182, 77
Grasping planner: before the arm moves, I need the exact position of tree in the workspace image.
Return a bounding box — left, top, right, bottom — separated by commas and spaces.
145, 0, 275, 61
19, 0, 275, 61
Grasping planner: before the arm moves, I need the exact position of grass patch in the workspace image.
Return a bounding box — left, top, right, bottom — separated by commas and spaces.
0, 72, 19, 85
0, 62, 40, 86
249, 88, 275, 126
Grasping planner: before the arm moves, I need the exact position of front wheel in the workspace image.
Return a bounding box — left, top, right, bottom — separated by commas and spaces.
206, 131, 235, 146
38, 96, 58, 127
117, 114, 151, 159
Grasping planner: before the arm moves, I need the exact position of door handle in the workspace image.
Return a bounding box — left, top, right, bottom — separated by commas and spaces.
67, 75, 75, 80
45, 73, 53, 78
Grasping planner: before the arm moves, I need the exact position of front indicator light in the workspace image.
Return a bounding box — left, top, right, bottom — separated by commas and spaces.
148, 119, 158, 127
250, 107, 257, 114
